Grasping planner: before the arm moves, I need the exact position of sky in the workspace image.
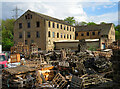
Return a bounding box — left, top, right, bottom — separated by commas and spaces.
0, 0, 119, 25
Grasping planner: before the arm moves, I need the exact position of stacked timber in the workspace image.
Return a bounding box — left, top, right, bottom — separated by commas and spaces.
11, 42, 29, 55
111, 49, 120, 83
2, 66, 36, 88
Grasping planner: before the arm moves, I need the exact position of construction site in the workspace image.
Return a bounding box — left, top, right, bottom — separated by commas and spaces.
0, 39, 120, 89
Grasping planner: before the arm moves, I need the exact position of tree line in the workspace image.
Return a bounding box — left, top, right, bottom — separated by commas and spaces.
1, 17, 120, 51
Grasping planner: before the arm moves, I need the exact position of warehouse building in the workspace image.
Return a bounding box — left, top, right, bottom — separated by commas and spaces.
14, 10, 75, 51
75, 23, 115, 49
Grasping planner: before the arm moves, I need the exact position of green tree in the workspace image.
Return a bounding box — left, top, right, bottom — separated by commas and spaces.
87, 22, 96, 25
1, 19, 15, 51
115, 25, 120, 31
64, 17, 75, 25
75, 21, 87, 26
100, 22, 106, 24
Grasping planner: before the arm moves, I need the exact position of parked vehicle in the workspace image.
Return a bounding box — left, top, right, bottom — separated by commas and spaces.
0, 53, 8, 69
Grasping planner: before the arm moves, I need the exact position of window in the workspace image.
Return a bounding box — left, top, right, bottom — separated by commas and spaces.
36, 31, 40, 38
57, 24, 59, 28
27, 22, 30, 28
57, 33, 59, 38
61, 33, 62, 38
67, 34, 69, 39
70, 27, 71, 31
53, 32, 55, 38
19, 23, 22, 29
81, 33, 84, 36
31, 40, 34, 43
27, 32, 30, 38
73, 28, 74, 32
48, 21, 51, 27
25, 40, 27, 45
53, 22, 55, 28
76, 33, 78, 36
64, 26, 66, 30
64, 34, 66, 38
25, 14, 32, 19
48, 31, 51, 37
98, 31, 100, 35
36, 21, 40, 27
61, 25, 62, 29
38, 48, 41, 51
87, 32, 89, 36
19, 32, 22, 38
67, 27, 69, 31
70, 35, 71, 39
92, 32, 95, 35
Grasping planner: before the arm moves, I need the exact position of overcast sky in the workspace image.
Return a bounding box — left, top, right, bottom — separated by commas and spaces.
0, 0, 119, 25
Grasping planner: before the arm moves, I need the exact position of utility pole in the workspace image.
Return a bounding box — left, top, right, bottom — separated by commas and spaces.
12, 6, 22, 19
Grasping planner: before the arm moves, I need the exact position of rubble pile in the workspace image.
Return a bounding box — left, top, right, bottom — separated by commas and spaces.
111, 49, 120, 83
2, 66, 36, 88
2, 48, 116, 89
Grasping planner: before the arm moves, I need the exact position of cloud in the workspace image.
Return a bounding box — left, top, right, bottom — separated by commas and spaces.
86, 12, 118, 24
1, 1, 118, 25
103, 3, 116, 8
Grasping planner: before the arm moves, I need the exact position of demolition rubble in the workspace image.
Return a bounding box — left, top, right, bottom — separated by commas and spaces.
2, 42, 120, 89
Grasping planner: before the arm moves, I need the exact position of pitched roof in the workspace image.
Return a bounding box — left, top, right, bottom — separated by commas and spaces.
75, 23, 113, 35
28, 10, 74, 27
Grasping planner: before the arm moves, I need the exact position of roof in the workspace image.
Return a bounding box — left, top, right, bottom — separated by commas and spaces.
54, 40, 79, 43
85, 39, 99, 42
75, 23, 113, 35
16, 10, 74, 27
